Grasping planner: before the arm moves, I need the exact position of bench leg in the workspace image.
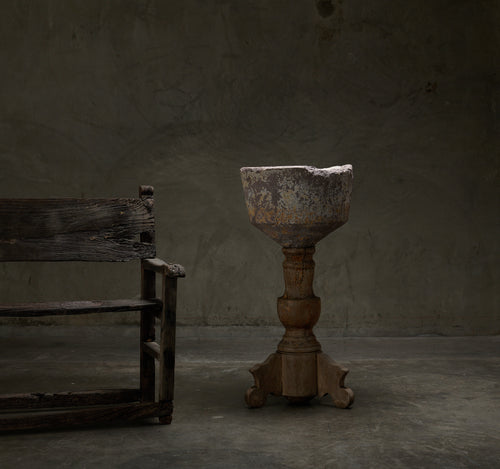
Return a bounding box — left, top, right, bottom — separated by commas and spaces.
141, 269, 156, 402
159, 276, 177, 424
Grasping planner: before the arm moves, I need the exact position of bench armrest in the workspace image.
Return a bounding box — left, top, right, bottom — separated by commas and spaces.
142, 258, 186, 278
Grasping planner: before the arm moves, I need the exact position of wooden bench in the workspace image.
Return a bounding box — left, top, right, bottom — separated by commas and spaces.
0, 186, 185, 431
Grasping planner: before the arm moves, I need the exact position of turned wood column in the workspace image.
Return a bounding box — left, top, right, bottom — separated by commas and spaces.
278, 247, 321, 353
277, 247, 321, 401
245, 245, 354, 408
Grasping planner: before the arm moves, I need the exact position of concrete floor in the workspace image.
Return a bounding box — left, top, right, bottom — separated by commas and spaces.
0, 327, 499, 469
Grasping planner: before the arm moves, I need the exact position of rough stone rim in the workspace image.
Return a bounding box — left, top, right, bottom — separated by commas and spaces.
240, 164, 352, 175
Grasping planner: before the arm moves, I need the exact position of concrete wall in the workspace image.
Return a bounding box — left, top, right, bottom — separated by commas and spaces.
1, 0, 498, 335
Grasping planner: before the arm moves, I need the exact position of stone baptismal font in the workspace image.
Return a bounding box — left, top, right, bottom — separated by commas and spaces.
240, 165, 354, 408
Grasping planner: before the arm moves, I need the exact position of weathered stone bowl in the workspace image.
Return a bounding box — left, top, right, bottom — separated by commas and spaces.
240, 165, 353, 247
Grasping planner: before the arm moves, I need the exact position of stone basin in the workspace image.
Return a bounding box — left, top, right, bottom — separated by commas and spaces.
240, 165, 353, 247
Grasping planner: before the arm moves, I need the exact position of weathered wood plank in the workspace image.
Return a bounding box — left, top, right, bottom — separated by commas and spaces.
0, 198, 154, 239
0, 389, 141, 410
139, 184, 158, 403
142, 258, 186, 278
0, 402, 161, 431
0, 198, 155, 261
159, 276, 177, 421
0, 187, 180, 428
0, 237, 155, 262
0, 298, 162, 317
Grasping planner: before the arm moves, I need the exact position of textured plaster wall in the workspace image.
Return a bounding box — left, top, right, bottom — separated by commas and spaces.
0, 0, 498, 335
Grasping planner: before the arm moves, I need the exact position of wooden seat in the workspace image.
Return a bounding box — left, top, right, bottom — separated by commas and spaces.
0, 186, 185, 431
0, 299, 162, 317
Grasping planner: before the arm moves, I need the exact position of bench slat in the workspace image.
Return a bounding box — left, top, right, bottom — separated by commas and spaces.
0, 298, 162, 317
0, 389, 141, 410
0, 198, 155, 261
0, 402, 161, 431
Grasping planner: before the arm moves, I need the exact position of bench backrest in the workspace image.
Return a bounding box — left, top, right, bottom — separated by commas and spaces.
0, 186, 156, 262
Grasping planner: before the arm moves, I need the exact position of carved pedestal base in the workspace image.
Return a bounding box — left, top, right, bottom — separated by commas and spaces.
245, 350, 354, 409
245, 247, 354, 410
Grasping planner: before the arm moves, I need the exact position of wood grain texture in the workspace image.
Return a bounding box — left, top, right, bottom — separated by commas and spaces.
0, 402, 160, 432
142, 258, 186, 278
0, 389, 141, 410
139, 187, 157, 402
0, 198, 155, 261
317, 352, 354, 408
159, 277, 177, 406
245, 352, 282, 408
0, 187, 182, 428
0, 299, 162, 317
245, 247, 353, 408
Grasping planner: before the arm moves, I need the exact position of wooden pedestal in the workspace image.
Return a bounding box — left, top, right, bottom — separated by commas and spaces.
245, 247, 354, 409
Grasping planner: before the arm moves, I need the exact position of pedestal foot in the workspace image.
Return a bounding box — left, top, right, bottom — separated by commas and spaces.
245, 351, 354, 409
245, 353, 282, 408
317, 352, 354, 408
